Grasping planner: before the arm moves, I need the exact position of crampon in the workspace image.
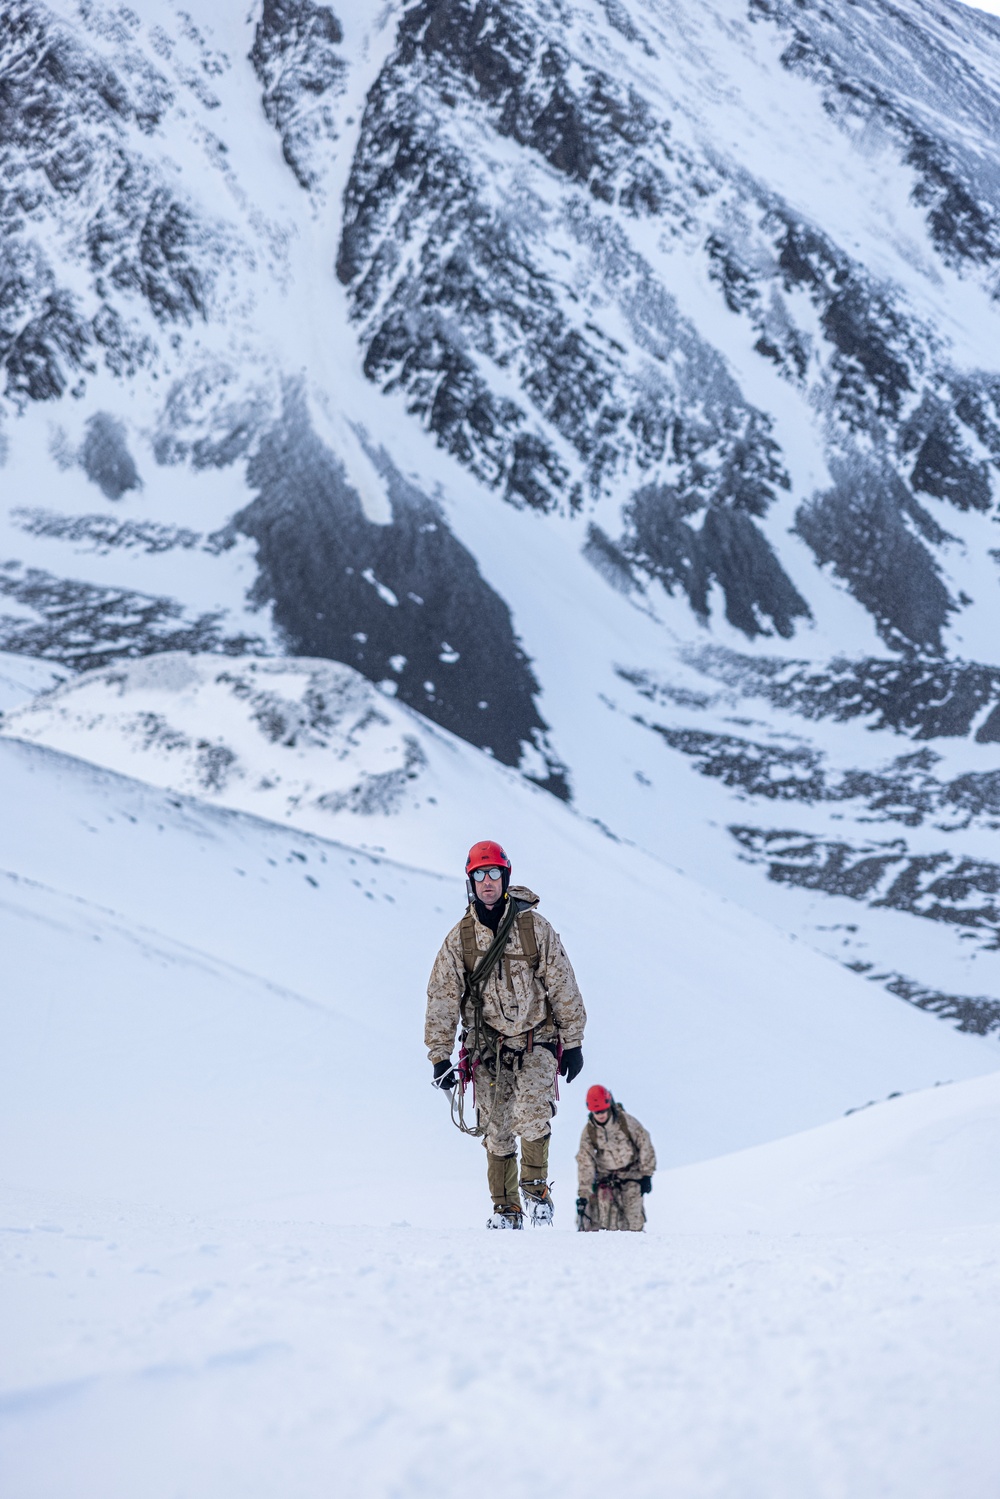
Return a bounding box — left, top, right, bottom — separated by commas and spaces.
521, 1179, 554, 1226
487, 1206, 524, 1230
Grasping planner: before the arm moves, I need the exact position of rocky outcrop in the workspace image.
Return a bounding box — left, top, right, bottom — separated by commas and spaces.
0, 560, 263, 670
233, 388, 567, 791
336, 0, 1000, 649
250, 0, 346, 190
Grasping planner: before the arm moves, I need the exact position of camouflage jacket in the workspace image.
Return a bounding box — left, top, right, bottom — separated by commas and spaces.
577, 1107, 656, 1194
425, 885, 586, 1063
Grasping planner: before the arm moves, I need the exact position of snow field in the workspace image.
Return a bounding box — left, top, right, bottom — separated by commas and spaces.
3, 699, 1000, 1496
4, 1170, 1000, 1498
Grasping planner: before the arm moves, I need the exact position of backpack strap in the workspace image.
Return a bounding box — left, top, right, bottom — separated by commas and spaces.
516, 908, 539, 970
462, 903, 539, 974
612, 1106, 640, 1173
460, 912, 479, 974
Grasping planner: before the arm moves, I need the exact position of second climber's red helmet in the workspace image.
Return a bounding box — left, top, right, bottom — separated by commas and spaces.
465, 840, 511, 876
586, 1084, 613, 1113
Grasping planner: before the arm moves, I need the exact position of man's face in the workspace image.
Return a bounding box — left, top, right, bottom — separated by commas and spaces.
593, 1108, 611, 1125
472, 867, 504, 908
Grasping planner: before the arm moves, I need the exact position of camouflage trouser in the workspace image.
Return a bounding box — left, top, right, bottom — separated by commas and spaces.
581, 1178, 645, 1232
476, 1046, 557, 1156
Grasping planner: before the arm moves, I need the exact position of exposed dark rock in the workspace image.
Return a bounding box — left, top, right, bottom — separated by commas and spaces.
870, 972, 1000, 1038
625, 482, 810, 638
0, 278, 92, 403
0, 560, 262, 669
582, 523, 637, 594
639, 714, 1000, 830
731, 825, 1000, 948
0, 0, 232, 410
336, 0, 765, 519
952, 374, 1000, 468
707, 209, 922, 431
80, 412, 140, 499
86, 159, 216, 324
396, 0, 684, 214
334, 0, 1000, 659
795, 460, 953, 652
975, 703, 1000, 745
153, 363, 274, 470
13, 508, 198, 553
899, 394, 992, 511
749, 0, 1000, 287
233, 387, 568, 793
250, 0, 346, 191
639, 648, 1000, 741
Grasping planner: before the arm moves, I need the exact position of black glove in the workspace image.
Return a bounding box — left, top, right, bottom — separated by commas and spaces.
432, 1058, 455, 1091
559, 1046, 583, 1082
576, 1197, 589, 1213
640, 1175, 653, 1195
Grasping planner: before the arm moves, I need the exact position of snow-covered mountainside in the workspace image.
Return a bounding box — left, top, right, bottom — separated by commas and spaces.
2, 734, 999, 1496
7, 720, 995, 1171
3, 0, 1000, 1025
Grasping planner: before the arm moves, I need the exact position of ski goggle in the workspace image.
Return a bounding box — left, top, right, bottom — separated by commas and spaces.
471, 867, 505, 882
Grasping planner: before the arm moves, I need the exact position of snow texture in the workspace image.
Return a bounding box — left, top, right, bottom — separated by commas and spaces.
3, 4, 1000, 1487
2, 733, 999, 1496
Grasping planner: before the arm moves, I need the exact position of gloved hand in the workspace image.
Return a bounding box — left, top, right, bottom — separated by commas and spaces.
558, 1046, 583, 1082
640, 1175, 653, 1195
432, 1058, 456, 1091
576, 1197, 589, 1214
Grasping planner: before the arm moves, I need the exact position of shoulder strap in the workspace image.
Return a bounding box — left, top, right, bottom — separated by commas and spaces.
614, 1107, 640, 1170
516, 907, 539, 969
460, 912, 479, 974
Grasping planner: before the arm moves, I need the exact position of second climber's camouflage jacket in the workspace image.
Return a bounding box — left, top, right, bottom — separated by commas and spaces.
425, 885, 586, 1063
576, 1107, 656, 1196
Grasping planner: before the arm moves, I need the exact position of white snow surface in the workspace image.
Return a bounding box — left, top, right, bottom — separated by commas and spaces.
2, 729, 1000, 1496
0, 652, 66, 713
3, 3, 1000, 1489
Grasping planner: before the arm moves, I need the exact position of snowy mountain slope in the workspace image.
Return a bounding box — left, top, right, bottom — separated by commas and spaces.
0, 649, 63, 710
6, 634, 1000, 1037
666, 1065, 1000, 1233
3, 0, 1000, 1025
2, 729, 996, 1203
3, 771, 999, 1499
5, 1196, 999, 1499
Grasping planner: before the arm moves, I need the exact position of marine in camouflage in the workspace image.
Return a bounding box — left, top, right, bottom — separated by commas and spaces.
426, 882, 585, 1210
577, 1106, 656, 1232
425, 885, 586, 1063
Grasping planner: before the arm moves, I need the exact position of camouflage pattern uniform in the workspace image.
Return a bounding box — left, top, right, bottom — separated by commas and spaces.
426, 885, 586, 1207
577, 1106, 656, 1231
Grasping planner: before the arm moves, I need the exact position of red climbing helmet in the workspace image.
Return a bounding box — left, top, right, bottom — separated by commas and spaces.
465, 839, 511, 875
587, 1084, 613, 1113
